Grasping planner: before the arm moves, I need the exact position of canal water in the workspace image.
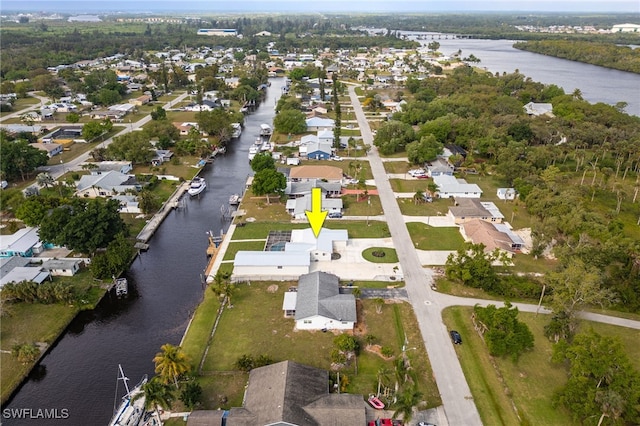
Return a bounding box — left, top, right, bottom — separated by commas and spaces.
3, 77, 286, 426
404, 34, 640, 117
5, 35, 640, 425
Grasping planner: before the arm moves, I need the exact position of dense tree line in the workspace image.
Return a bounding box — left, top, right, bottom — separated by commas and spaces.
0, 20, 415, 80
514, 40, 640, 74
398, 65, 640, 313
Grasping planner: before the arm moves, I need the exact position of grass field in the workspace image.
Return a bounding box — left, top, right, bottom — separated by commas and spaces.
397, 197, 451, 216
196, 280, 441, 410
342, 194, 384, 216
389, 178, 435, 193
222, 241, 267, 261
0, 268, 109, 405
406, 223, 466, 251
383, 161, 412, 174
442, 306, 640, 426
230, 221, 390, 240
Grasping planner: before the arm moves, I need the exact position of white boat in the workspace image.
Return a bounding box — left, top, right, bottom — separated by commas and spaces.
254, 137, 263, 146
229, 194, 241, 206
115, 278, 128, 297
231, 123, 242, 139
188, 177, 206, 196
260, 141, 272, 152
259, 123, 272, 136
248, 145, 259, 161
109, 365, 148, 426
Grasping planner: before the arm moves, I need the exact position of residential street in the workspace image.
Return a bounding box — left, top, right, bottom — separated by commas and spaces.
43, 92, 191, 180
349, 84, 484, 426
347, 84, 640, 425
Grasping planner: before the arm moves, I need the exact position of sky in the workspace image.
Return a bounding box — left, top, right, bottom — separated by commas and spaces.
2, 0, 639, 13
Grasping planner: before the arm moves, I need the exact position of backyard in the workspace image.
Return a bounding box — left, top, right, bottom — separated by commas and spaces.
406, 223, 466, 251
193, 280, 441, 411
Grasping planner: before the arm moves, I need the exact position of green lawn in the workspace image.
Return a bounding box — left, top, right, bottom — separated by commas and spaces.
1, 303, 79, 403
383, 161, 412, 174
442, 307, 640, 426
231, 221, 390, 240
222, 241, 267, 261
197, 281, 440, 410
389, 178, 434, 193
342, 195, 383, 216
406, 223, 466, 251
304, 158, 374, 180
397, 198, 451, 216
362, 247, 399, 263
511, 253, 558, 274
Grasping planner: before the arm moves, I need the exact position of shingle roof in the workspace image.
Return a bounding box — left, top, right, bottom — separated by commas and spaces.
289, 166, 343, 181
226, 360, 365, 426
294, 271, 356, 322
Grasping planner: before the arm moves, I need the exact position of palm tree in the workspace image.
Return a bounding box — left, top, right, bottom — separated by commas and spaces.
392, 385, 422, 423
36, 172, 54, 189
153, 344, 191, 388
374, 297, 385, 314
413, 190, 424, 205
133, 376, 173, 420
211, 271, 233, 307
376, 367, 390, 397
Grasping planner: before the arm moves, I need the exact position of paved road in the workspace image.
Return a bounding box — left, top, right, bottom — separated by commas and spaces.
348, 84, 640, 425
349, 85, 483, 426
42, 92, 190, 180
0, 92, 49, 123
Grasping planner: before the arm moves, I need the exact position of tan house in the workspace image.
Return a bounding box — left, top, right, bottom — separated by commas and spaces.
460, 219, 524, 254
128, 94, 152, 106
289, 165, 343, 183
448, 198, 504, 224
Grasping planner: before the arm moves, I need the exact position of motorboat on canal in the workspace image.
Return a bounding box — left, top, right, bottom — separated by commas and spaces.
109, 365, 147, 426
229, 194, 241, 206
248, 145, 259, 161
188, 177, 207, 196
259, 123, 272, 136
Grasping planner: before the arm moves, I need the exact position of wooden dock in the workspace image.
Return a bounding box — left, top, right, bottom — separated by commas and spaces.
136, 182, 189, 244
204, 232, 225, 276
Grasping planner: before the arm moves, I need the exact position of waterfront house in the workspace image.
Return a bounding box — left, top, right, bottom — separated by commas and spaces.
285, 180, 342, 199
284, 271, 357, 331
0, 266, 50, 289
75, 171, 141, 198
41, 258, 82, 276
289, 165, 343, 184
225, 360, 366, 426
286, 194, 343, 220
151, 149, 174, 166
233, 252, 310, 280
305, 117, 335, 132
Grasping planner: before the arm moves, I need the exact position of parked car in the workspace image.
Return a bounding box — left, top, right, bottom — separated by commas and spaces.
332, 155, 343, 161
418, 422, 437, 426
328, 211, 343, 219
408, 169, 426, 177
450, 330, 462, 345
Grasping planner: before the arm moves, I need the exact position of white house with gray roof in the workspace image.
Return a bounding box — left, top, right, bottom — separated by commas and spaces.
232, 228, 348, 280
286, 194, 343, 220
75, 170, 141, 198
433, 174, 483, 199
287, 271, 356, 331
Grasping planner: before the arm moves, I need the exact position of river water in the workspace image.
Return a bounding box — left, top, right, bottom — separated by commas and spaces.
3, 77, 285, 426
405, 34, 640, 117
5, 35, 640, 425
